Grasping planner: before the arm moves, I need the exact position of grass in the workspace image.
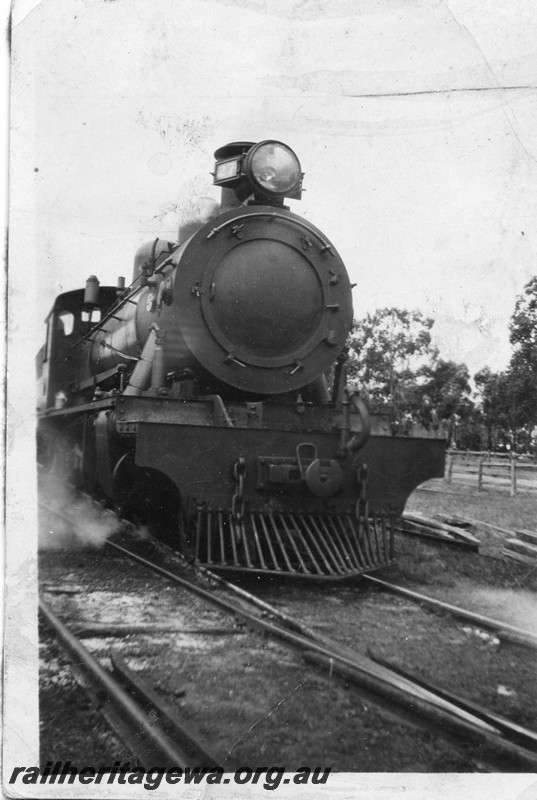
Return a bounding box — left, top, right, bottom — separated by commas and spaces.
391, 480, 537, 594
406, 480, 536, 534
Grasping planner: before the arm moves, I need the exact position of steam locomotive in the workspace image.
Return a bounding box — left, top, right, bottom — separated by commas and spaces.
37, 139, 445, 579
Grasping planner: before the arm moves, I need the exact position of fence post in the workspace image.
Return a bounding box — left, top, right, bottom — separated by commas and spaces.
446, 452, 453, 483
510, 455, 517, 497
477, 459, 484, 492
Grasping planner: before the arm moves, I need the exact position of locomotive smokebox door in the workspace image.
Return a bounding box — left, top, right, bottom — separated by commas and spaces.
175, 206, 353, 396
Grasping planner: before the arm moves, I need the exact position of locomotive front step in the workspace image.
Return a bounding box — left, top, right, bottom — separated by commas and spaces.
194, 509, 394, 579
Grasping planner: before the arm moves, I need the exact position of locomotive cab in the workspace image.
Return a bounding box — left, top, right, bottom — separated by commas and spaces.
37, 286, 119, 412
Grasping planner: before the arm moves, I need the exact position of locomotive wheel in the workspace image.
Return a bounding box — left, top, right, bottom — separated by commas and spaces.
112, 451, 183, 547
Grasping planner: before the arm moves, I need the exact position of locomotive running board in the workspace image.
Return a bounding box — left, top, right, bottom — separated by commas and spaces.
193, 510, 394, 579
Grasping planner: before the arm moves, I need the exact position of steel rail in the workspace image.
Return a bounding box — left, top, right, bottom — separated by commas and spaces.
363, 575, 537, 649
302, 650, 536, 771
39, 597, 218, 768
367, 649, 537, 752
157, 543, 317, 637
109, 651, 219, 764
106, 540, 537, 770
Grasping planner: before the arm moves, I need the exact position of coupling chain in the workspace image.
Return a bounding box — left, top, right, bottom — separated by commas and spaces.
231, 457, 246, 521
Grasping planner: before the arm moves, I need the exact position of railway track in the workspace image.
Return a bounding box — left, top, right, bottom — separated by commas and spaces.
39, 597, 218, 768
39, 497, 537, 772
362, 575, 537, 649
107, 537, 537, 768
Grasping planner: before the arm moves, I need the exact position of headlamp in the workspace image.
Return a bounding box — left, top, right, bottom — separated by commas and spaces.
213, 140, 303, 201
244, 141, 302, 199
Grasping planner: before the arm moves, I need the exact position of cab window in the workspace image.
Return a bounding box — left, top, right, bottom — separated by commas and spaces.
57, 311, 74, 336
82, 308, 101, 323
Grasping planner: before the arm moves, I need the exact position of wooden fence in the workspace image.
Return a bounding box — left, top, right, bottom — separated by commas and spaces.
445, 451, 537, 496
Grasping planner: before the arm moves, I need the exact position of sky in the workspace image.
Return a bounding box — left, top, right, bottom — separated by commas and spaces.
9, 0, 537, 379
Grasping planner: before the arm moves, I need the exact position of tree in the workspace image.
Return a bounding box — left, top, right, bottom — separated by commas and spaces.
346, 282, 537, 451
347, 308, 437, 421
417, 359, 477, 447
508, 276, 537, 441
510, 276, 537, 368
507, 359, 537, 451
418, 359, 472, 420
474, 368, 508, 450
474, 365, 535, 452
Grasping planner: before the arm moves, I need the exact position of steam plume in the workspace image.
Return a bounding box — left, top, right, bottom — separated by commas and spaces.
38, 472, 122, 550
